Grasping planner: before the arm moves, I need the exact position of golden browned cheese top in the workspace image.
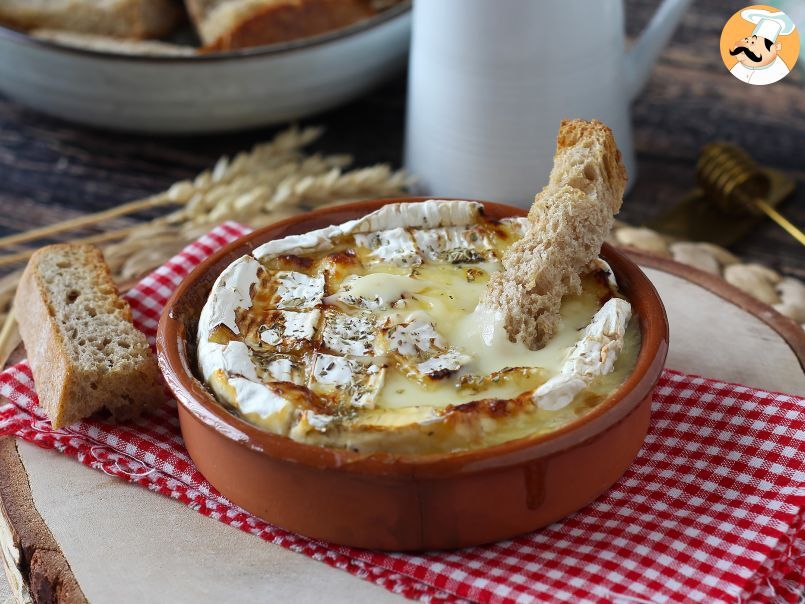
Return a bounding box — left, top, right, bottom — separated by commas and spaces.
197, 202, 639, 454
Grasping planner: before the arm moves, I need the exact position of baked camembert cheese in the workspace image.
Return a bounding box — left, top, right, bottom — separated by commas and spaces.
197, 200, 640, 454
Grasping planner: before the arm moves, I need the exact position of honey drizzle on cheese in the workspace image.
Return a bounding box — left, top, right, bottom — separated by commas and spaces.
252, 241, 635, 412
198, 203, 641, 453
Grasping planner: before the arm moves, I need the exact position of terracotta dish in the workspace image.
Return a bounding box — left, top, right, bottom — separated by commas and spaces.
157, 198, 669, 551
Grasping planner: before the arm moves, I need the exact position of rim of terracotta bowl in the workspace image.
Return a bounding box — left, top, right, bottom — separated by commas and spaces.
0, 2, 410, 63
157, 197, 669, 479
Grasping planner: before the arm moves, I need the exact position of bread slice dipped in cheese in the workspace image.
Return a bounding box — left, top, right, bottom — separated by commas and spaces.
482, 120, 628, 350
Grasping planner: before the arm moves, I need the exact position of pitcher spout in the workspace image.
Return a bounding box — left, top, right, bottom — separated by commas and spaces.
626, 0, 694, 100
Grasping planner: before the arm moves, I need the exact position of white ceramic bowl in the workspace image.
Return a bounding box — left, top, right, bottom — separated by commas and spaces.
0, 3, 410, 134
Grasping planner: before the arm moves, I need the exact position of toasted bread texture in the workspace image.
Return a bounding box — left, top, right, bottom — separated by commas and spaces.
0, 0, 182, 39
483, 119, 627, 350
186, 0, 376, 50
14, 244, 164, 429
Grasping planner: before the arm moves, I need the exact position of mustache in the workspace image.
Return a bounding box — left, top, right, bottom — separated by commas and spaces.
730, 46, 763, 62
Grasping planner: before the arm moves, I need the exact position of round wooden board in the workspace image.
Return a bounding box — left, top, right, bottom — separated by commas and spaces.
0, 254, 803, 604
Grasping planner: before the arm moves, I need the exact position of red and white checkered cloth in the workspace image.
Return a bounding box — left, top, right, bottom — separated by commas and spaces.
1, 223, 803, 603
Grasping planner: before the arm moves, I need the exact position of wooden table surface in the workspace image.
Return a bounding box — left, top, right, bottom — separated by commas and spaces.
0, 0, 802, 281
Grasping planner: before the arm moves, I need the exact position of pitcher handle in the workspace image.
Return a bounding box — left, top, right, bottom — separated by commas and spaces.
626, 0, 694, 100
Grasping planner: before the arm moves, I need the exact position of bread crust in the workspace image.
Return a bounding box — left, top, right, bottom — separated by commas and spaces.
14, 244, 164, 429
188, 0, 375, 50
483, 119, 627, 349
14, 265, 72, 425
0, 0, 182, 40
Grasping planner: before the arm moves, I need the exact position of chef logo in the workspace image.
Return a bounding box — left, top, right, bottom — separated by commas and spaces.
720, 5, 799, 85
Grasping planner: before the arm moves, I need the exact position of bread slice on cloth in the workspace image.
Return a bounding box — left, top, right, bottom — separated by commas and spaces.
483, 119, 627, 350
14, 244, 164, 429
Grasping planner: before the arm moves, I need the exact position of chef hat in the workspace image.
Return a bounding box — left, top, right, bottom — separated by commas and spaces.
741, 8, 796, 43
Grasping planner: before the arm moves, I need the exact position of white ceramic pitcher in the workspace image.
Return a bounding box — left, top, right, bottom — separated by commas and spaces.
404, 0, 693, 205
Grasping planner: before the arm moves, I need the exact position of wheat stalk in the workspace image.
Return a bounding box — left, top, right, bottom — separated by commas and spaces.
0, 126, 411, 339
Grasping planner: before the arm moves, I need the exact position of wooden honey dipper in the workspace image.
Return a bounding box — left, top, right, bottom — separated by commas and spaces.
696, 143, 805, 247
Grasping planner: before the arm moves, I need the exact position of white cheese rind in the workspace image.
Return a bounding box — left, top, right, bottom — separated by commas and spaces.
412, 226, 494, 263
591, 257, 619, 293
354, 227, 421, 266
386, 319, 447, 357
356, 364, 385, 408
310, 353, 355, 386
266, 357, 299, 384
298, 411, 335, 433
198, 329, 262, 387
534, 298, 632, 411
309, 353, 385, 408
221, 341, 259, 380
228, 377, 293, 424
197, 339, 296, 429
416, 349, 472, 375
259, 310, 320, 346
252, 200, 483, 259
532, 374, 587, 410
274, 271, 325, 310
354, 199, 482, 232
197, 338, 223, 384
384, 316, 472, 378
283, 310, 319, 340
321, 310, 377, 356
202, 255, 261, 334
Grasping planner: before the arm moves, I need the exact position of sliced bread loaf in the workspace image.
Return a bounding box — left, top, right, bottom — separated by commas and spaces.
483, 119, 627, 350
14, 244, 164, 429
0, 0, 183, 39
185, 0, 376, 50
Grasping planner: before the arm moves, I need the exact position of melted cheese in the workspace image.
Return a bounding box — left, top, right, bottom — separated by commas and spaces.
375, 272, 628, 409
325, 273, 426, 309
197, 200, 641, 454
